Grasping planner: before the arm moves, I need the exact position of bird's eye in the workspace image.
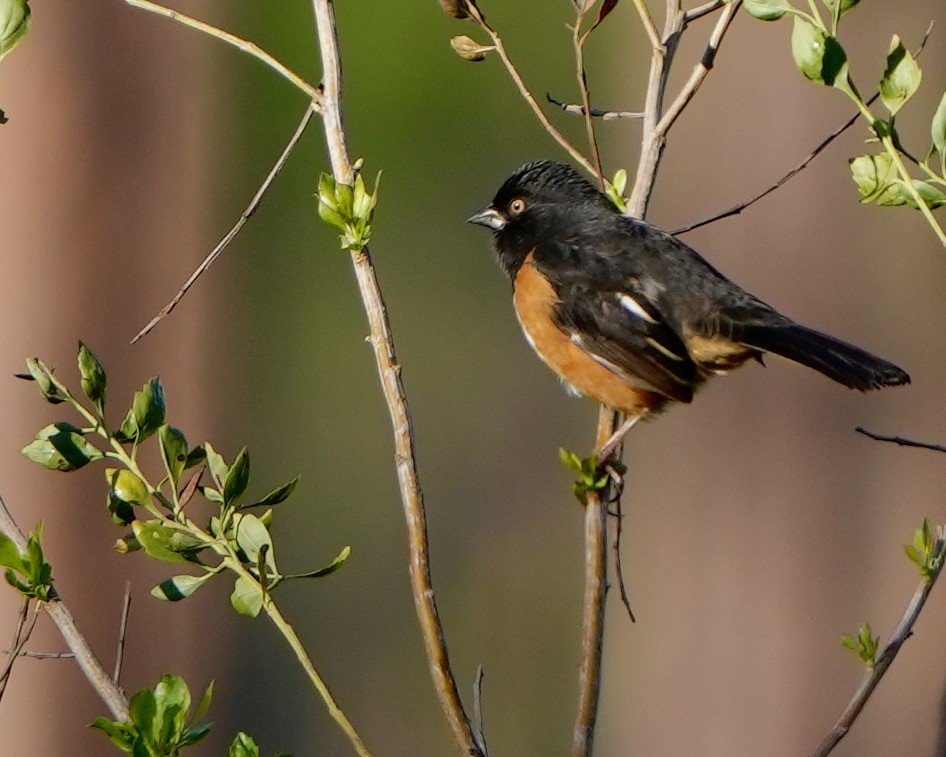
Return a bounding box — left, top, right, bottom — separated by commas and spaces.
509, 198, 527, 216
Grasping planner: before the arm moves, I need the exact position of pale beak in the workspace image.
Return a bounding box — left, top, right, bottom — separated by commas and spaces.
466, 206, 506, 230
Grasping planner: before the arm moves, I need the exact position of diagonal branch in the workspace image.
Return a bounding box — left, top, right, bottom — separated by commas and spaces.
855, 426, 946, 455
810, 561, 945, 756
310, 2, 481, 755
0, 494, 129, 721
124, 0, 323, 105
131, 104, 317, 343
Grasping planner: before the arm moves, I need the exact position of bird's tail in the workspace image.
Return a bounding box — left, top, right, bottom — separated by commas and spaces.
739, 323, 909, 391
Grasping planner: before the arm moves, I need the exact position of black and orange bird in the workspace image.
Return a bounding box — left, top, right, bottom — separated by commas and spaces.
467, 160, 909, 454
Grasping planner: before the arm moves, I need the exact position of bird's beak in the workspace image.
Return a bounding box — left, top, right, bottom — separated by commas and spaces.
466, 206, 506, 231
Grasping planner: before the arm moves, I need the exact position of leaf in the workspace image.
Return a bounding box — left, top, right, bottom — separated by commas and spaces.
180, 723, 212, 747
880, 35, 921, 116
230, 733, 261, 757
244, 476, 299, 508
153, 674, 190, 745
133, 521, 192, 564
22, 424, 102, 471
436, 0, 469, 19
0, 0, 30, 61
450, 35, 494, 62
128, 688, 158, 738
204, 443, 229, 488
91, 717, 136, 753
132, 378, 166, 441
23, 358, 66, 404
849, 153, 901, 204
77, 341, 107, 404
287, 545, 352, 580
232, 513, 277, 575
931, 91, 946, 156
107, 468, 150, 508
152, 572, 215, 601
791, 17, 847, 87
223, 447, 250, 506
0, 530, 24, 573
823, 0, 860, 17
743, 0, 791, 21
158, 425, 188, 489
191, 680, 214, 727
230, 574, 264, 617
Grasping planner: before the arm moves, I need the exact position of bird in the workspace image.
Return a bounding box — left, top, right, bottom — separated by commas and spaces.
467, 159, 910, 456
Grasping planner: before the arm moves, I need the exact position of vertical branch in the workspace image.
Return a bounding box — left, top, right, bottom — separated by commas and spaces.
310, 2, 481, 755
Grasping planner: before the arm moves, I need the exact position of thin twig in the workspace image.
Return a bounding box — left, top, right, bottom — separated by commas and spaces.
0, 598, 36, 703
463, 2, 597, 178
652, 1, 742, 140
609, 471, 636, 623
573, 9, 605, 188
131, 105, 317, 342
672, 22, 939, 236
631, 0, 662, 49
123, 0, 324, 106
113, 581, 132, 682
11, 650, 75, 659
810, 561, 944, 756
472, 665, 489, 756
855, 427, 946, 455
0, 493, 129, 720
311, 1, 480, 755
684, 0, 726, 23
546, 93, 643, 119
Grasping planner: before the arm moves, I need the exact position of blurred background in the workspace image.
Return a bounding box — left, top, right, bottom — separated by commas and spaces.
0, 1, 945, 754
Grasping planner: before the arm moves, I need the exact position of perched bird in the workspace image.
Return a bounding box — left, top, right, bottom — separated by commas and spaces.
467, 160, 909, 453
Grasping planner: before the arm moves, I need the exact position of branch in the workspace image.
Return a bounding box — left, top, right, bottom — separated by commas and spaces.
0, 598, 37, 704
0, 494, 129, 720
546, 93, 643, 119
855, 427, 946, 455
810, 566, 944, 756
684, 0, 726, 23
131, 104, 317, 342
310, 1, 481, 754
463, 2, 597, 178
123, 0, 323, 105
113, 581, 132, 682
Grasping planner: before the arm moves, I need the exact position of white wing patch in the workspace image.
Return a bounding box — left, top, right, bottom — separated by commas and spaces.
618, 294, 657, 324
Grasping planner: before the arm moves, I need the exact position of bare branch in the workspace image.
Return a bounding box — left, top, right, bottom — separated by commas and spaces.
132, 105, 317, 342
546, 93, 643, 119
113, 581, 132, 682
0, 599, 37, 703
684, 0, 726, 23
855, 427, 946, 455
311, 1, 480, 754
10, 650, 75, 660
472, 666, 489, 756
810, 563, 945, 756
609, 470, 636, 623
572, 7, 606, 187
0, 493, 129, 720
631, 0, 662, 49
123, 0, 323, 105
463, 3, 597, 178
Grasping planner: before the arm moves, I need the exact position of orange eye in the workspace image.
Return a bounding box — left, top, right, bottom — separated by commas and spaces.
509, 198, 527, 215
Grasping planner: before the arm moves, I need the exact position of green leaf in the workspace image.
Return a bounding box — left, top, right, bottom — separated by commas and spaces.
743, 0, 792, 21
133, 521, 191, 564
931, 91, 946, 156
77, 341, 107, 405
22, 423, 102, 471
286, 545, 351, 580
91, 717, 136, 753
23, 358, 66, 404
880, 35, 921, 116
191, 680, 214, 727
230, 733, 261, 757
153, 674, 190, 745
223, 447, 250, 506
823, 0, 859, 17
0, 0, 30, 61
791, 17, 847, 87
245, 476, 299, 508
0, 530, 25, 573
133, 378, 166, 441
159, 425, 188, 490
151, 572, 214, 601
232, 513, 277, 574
180, 723, 212, 747
849, 153, 901, 204
230, 574, 264, 617
204, 442, 228, 488
128, 688, 157, 739
107, 468, 150, 508
184, 444, 206, 470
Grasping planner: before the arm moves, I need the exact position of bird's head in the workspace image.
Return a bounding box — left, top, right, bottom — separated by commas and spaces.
467, 160, 616, 278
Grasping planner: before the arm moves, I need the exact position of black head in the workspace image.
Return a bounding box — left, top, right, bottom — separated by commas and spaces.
467, 160, 617, 278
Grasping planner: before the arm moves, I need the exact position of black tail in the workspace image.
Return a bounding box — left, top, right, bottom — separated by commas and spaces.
740, 323, 909, 391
